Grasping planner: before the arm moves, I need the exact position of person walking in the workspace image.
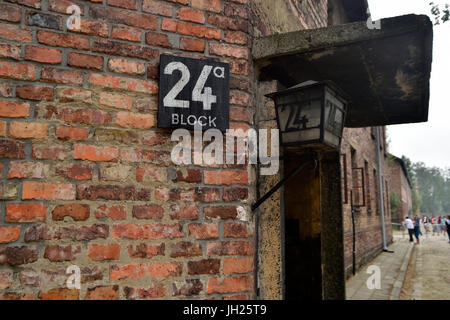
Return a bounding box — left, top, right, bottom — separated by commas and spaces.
414, 215, 421, 244
405, 216, 415, 242
441, 216, 446, 236
445, 215, 450, 243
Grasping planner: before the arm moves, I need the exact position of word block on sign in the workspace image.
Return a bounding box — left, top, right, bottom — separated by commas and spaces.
158, 54, 230, 131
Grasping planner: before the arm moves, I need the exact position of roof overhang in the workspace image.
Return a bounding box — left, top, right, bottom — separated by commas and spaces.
253, 14, 433, 127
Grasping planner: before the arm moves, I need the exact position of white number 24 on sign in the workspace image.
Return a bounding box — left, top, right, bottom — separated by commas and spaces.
163, 62, 224, 110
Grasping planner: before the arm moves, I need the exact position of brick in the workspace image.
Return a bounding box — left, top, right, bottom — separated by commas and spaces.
180, 38, 205, 52
171, 168, 202, 183
25, 46, 62, 64
77, 185, 151, 201
230, 90, 250, 106
169, 204, 199, 220
52, 204, 90, 221
224, 3, 248, 18
68, 18, 108, 37
107, 0, 137, 10
224, 30, 248, 45
111, 26, 142, 42
6, 0, 41, 9
6, 203, 46, 222
16, 85, 54, 101
9, 122, 48, 139
188, 259, 220, 275
85, 285, 119, 300
18, 269, 40, 287
25, 224, 109, 242
94, 205, 127, 220
0, 3, 22, 22
204, 206, 238, 219
0, 61, 36, 81
132, 204, 164, 220
191, 0, 222, 13
223, 257, 253, 274
41, 67, 83, 84
74, 144, 119, 162
0, 140, 25, 158
188, 223, 219, 239
204, 170, 248, 185
8, 161, 49, 179
165, 0, 188, 4
57, 108, 112, 125
0, 181, 18, 199
141, 131, 168, 146
0, 246, 39, 266
57, 87, 92, 103
208, 14, 248, 32
177, 8, 205, 23
90, 6, 158, 30
68, 52, 103, 71
0, 82, 13, 97
56, 125, 89, 141
99, 164, 132, 183
0, 42, 20, 60
0, 226, 21, 244
207, 241, 253, 256
149, 261, 182, 277
224, 294, 248, 300
48, 0, 84, 14
230, 107, 251, 122
136, 166, 167, 183
32, 145, 70, 160
112, 223, 183, 239
89, 244, 121, 261
95, 128, 139, 144
206, 276, 252, 294
173, 279, 203, 296
22, 182, 75, 200
209, 42, 248, 59
55, 163, 93, 180
44, 245, 81, 262
170, 241, 202, 258
108, 58, 145, 76
0, 23, 32, 42
124, 284, 166, 299
230, 76, 250, 91
0, 270, 13, 289
161, 20, 221, 40
38, 288, 79, 300
115, 112, 155, 129
1, 292, 35, 300
127, 243, 164, 259
142, 0, 172, 17
165, 187, 221, 202
110, 263, 147, 280
93, 39, 159, 60
37, 30, 90, 50
88, 73, 158, 94
145, 32, 172, 48
0, 100, 29, 118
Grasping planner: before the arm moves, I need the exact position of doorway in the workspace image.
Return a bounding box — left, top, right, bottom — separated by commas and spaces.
283, 151, 322, 300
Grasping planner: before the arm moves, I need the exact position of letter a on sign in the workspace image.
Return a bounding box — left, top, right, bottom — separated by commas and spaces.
157, 54, 230, 131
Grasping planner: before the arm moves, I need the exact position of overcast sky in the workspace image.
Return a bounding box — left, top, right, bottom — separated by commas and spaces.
367, 0, 450, 169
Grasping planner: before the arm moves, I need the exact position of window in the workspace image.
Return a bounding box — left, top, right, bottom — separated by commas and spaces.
364, 160, 371, 213
341, 154, 348, 204
352, 167, 365, 207
373, 169, 380, 214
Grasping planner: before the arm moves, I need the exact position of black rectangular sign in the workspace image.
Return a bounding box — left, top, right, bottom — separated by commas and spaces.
157, 54, 230, 131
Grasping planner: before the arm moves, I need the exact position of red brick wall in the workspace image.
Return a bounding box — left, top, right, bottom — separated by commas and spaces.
340, 127, 393, 278
0, 0, 254, 300
389, 160, 412, 223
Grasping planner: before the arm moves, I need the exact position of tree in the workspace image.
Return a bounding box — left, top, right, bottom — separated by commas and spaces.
390, 192, 401, 215
430, 2, 450, 24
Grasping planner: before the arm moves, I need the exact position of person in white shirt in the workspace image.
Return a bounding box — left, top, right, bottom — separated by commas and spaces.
404, 216, 415, 242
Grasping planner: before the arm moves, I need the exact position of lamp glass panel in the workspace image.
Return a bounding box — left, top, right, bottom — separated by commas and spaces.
282, 128, 321, 144
276, 99, 321, 133
324, 130, 340, 148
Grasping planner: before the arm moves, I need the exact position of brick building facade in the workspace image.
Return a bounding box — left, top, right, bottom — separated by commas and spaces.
341, 126, 393, 278
0, 0, 431, 300
388, 156, 412, 224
